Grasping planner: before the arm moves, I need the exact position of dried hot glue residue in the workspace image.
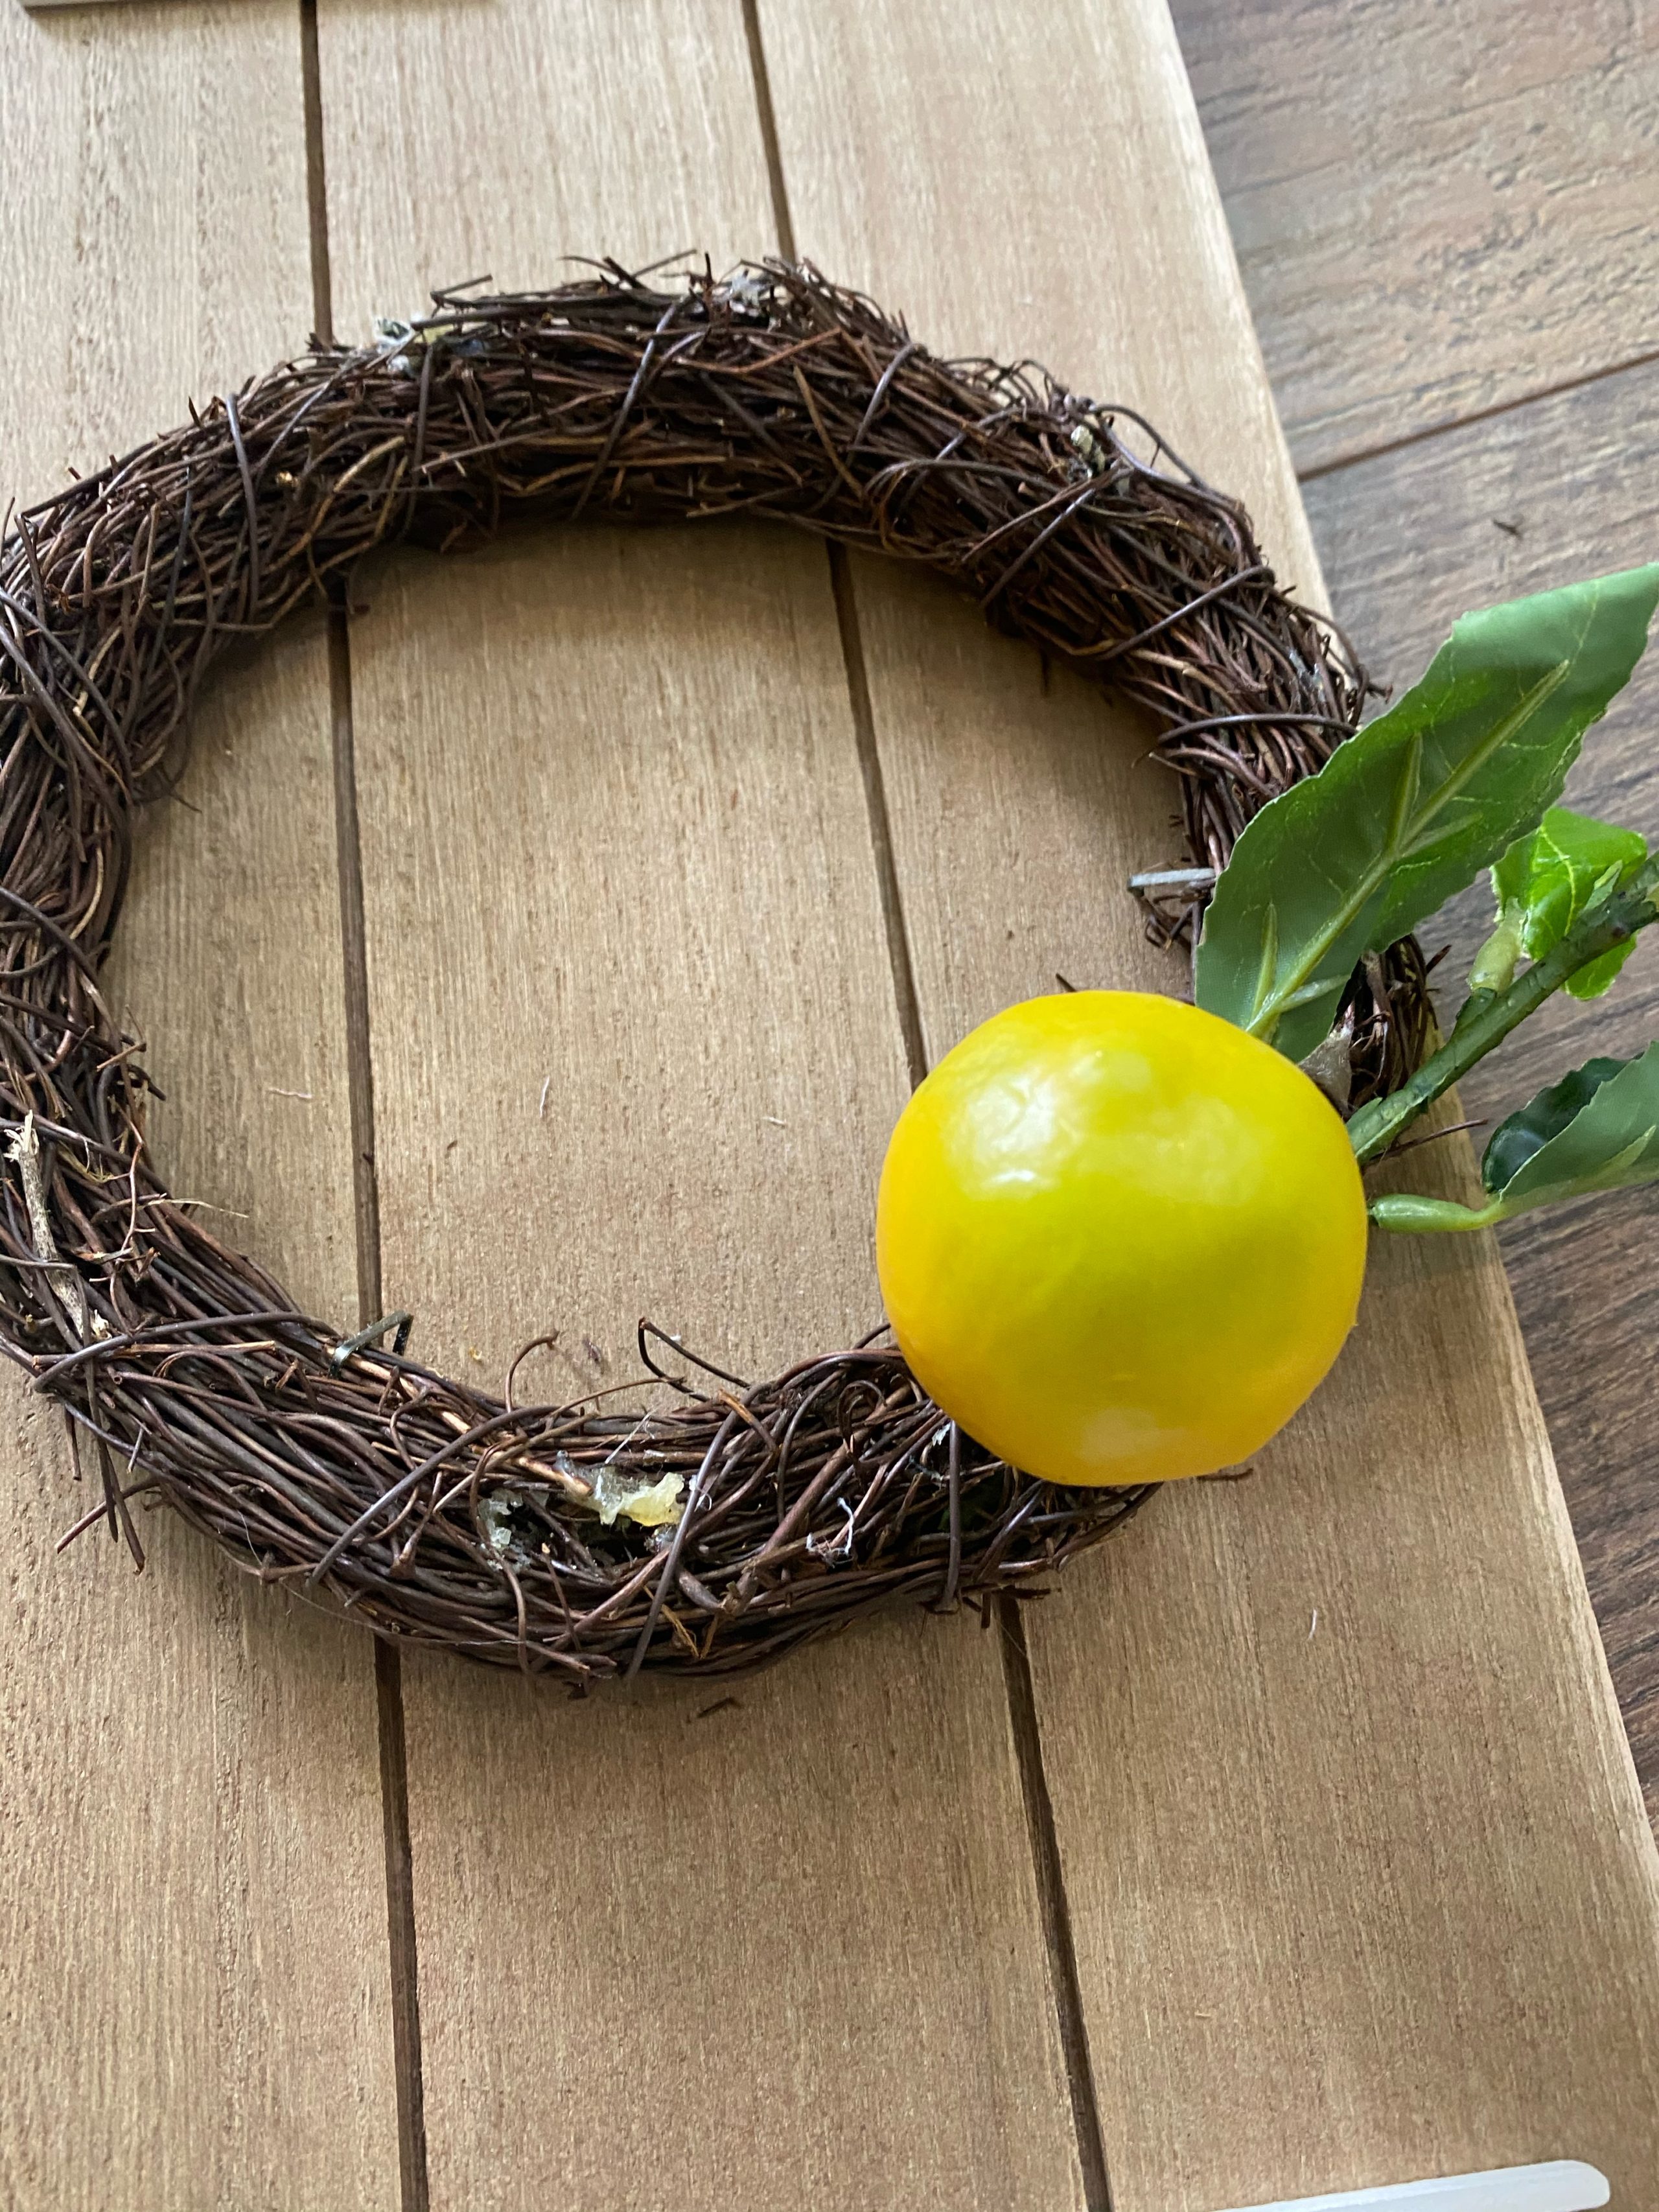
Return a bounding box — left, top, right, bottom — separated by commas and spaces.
591, 1464, 684, 1528
478, 1458, 685, 1555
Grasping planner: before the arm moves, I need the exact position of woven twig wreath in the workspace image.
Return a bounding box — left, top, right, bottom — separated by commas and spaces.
0, 262, 1432, 1681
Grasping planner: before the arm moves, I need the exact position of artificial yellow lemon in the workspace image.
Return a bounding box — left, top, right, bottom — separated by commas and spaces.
876, 990, 1367, 1485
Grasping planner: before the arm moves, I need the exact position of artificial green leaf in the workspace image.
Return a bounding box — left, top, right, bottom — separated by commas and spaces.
1486, 1042, 1659, 1218
1566, 941, 1643, 1001
1511, 807, 1645, 953
1371, 1042, 1659, 1232
1472, 806, 1647, 1001
1479, 1054, 1628, 1193
1194, 564, 1659, 1060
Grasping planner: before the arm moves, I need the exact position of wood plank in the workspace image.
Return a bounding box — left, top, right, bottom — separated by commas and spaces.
314, 3, 1089, 2204
1168, 0, 1659, 472
758, 0, 1659, 2203
1032, 1122, 1659, 2206
1163, 0, 1659, 1829
1304, 358, 1659, 1824
1169, 0, 1659, 1822
0, 5, 399, 2206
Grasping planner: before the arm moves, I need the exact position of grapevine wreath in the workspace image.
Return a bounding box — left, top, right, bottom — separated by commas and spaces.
0, 255, 1537, 1684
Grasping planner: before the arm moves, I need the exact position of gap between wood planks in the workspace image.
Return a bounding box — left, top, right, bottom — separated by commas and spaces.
303, 4, 431, 2206
742, 4, 1116, 2204
1295, 349, 1659, 487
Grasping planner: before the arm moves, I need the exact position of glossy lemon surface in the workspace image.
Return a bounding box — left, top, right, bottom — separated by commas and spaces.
876, 990, 1367, 1484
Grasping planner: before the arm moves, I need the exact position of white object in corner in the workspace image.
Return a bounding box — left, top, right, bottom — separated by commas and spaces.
1214, 2160, 1610, 2212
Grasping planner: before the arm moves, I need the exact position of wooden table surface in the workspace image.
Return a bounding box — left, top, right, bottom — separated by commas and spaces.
1169, 0, 1659, 1822
3, 5, 1659, 2209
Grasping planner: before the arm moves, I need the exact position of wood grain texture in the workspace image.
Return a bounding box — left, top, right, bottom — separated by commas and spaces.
1305, 358, 1659, 1826
0, 3, 397, 2207
760, 0, 1659, 2202
315, 3, 1089, 2204
1169, 0, 1659, 472
111, 616, 363, 1329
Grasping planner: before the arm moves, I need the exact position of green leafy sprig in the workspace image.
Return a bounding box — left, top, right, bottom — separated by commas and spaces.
1189, 563, 1659, 1235
1370, 1046, 1659, 1233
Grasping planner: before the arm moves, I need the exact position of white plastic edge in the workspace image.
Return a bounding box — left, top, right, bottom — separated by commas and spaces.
1212, 2159, 1611, 2212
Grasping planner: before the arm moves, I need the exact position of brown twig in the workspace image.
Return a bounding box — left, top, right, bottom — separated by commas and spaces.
0, 260, 1424, 1680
